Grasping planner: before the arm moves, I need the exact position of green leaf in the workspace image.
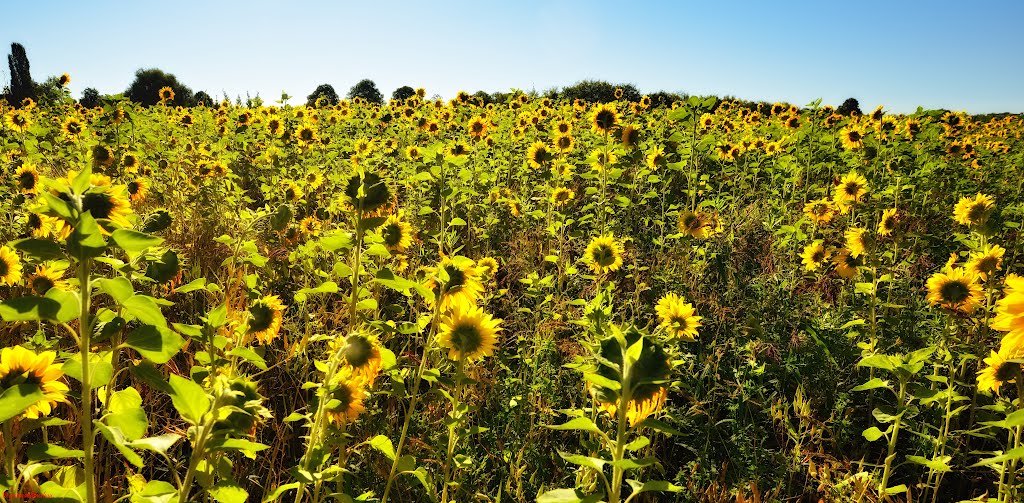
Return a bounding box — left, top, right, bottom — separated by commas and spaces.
120, 295, 167, 327
123, 325, 183, 364
128, 434, 181, 455
905, 455, 951, 472
227, 347, 268, 370
858, 354, 898, 371
95, 423, 143, 467
106, 387, 148, 440
636, 418, 683, 436
557, 451, 607, 470
0, 383, 45, 424
62, 352, 114, 385
26, 443, 85, 462
535, 488, 603, 503
209, 483, 248, 503
96, 277, 134, 304
368, 435, 396, 461
863, 426, 887, 441
546, 417, 603, 435
174, 278, 207, 294
262, 483, 300, 503
67, 210, 107, 258
972, 447, 1024, 467
111, 229, 163, 254
851, 378, 891, 392
10, 238, 63, 260
167, 374, 210, 425
130, 480, 177, 503
0, 290, 79, 323
624, 479, 683, 495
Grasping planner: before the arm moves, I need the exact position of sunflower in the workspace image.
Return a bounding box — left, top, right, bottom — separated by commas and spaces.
295, 124, 318, 146
58, 73, 71, 86
15, 163, 39, 194
645, 147, 666, 170
81, 183, 134, 230
840, 127, 864, 150
926, 268, 983, 314
61, 116, 84, 139
284, 181, 304, 202
334, 329, 383, 380
467, 116, 488, 139
28, 262, 68, 295
4, 109, 31, 132
344, 170, 391, 214
655, 293, 702, 342
678, 210, 713, 239
526, 141, 552, 168
832, 250, 861, 279
247, 295, 285, 344
477, 257, 499, 278
91, 145, 115, 167
405, 145, 422, 161
877, 208, 899, 237
844, 227, 868, 258
0, 246, 23, 287
266, 116, 285, 137
554, 134, 575, 152
127, 178, 148, 203
834, 171, 869, 207
590, 104, 619, 133
589, 148, 618, 171
992, 274, 1024, 335
299, 216, 321, 237
380, 213, 414, 252
620, 124, 640, 149
426, 257, 485, 311
304, 170, 324, 191
800, 241, 830, 271
551, 187, 576, 208
0, 346, 68, 419
437, 305, 502, 361
158, 86, 175, 103
324, 367, 367, 426
803, 199, 835, 225
592, 327, 671, 426
583, 234, 624, 275
977, 344, 1024, 396
953, 193, 995, 227
967, 244, 1005, 280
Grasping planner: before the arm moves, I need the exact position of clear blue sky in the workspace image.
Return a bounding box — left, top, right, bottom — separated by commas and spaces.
5, 0, 1023, 113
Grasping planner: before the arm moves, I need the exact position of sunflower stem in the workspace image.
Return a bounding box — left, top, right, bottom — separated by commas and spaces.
77, 257, 96, 503
440, 357, 466, 503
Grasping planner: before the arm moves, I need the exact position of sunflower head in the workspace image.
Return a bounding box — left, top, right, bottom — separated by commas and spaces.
380, 213, 414, 252
29, 262, 68, 295
247, 295, 285, 344
803, 199, 835, 225
15, 163, 39, 194
583, 234, 624, 275
926, 268, 983, 314
590, 104, 619, 133
526, 142, 552, 168
620, 124, 640, 149
324, 367, 367, 426
0, 346, 68, 419
427, 256, 484, 311
0, 246, 24, 287
592, 325, 672, 426
551, 187, 576, 208
344, 170, 391, 214
334, 329, 384, 380
158, 86, 175, 103
800, 241, 831, 272
655, 293, 702, 342
211, 374, 270, 436
968, 245, 1005, 281
438, 305, 502, 361
953, 193, 995, 227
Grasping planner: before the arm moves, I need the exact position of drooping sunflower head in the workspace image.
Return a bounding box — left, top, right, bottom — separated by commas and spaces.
583, 234, 624, 275
926, 267, 983, 314
210, 374, 271, 436
380, 213, 414, 252
592, 326, 672, 426
344, 170, 392, 214
844, 227, 870, 258
81, 182, 134, 231
967, 244, 1005, 280
91, 145, 115, 167
427, 256, 484, 311
247, 295, 285, 344
477, 257, 499, 279
620, 124, 640, 149
800, 241, 831, 272
991, 274, 1024, 334
438, 305, 502, 362
655, 293, 702, 342
334, 329, 384, 380
324, 367, 367, 426
590, 104, 619, 133
832, 250, 861, 279
0, 246, 24, 287
58, 73, 71, 87
953, 193, 995, 227
876, 208, 899, 237
0, 346, 69, 419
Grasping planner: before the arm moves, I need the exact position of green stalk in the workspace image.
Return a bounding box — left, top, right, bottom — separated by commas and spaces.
608, 346, 633, 503
877, 380, 906, 498
440, 358, 466, 503
78, 257, 96, 503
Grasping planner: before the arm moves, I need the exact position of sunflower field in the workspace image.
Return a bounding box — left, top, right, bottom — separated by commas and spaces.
1, 82, 1023, 503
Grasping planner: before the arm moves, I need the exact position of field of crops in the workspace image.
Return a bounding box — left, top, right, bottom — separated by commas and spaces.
1, 85, 1023, 503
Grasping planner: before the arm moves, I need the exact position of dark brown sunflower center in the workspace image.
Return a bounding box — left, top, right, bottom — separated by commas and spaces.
248, 303, 274, 332
595, 110, 616, 130
18, 171, 36, 190
32, 276, 55, 295
449, 324, 483, 354
82, 192, 116, 220
940, 281, 971, 304
342, 335, 374, 368
591, 245, 616, 267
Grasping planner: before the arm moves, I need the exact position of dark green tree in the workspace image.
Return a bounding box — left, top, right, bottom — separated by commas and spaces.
347, 79, 383, 105
306, 84, 339, 107
391, 85, 416, 102
558, 80, 642, 104
194, 91, 214, 107
837, 97, 862, 117
80, 87, 101, 108
7, 43, 36, 105
124, 68, 194, 107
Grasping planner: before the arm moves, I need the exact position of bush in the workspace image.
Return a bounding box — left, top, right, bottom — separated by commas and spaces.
306, 84, 339, 107
125, 68, 194, 107
347, 79, 383, 105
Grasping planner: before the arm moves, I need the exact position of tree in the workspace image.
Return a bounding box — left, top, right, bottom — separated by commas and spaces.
558, 80, 642, 104
306, 84, 339, 107
125, 68, 194, 107
837, 97, 862, 117
347, 79, 383, 105
80, 88, 101, 108
7, 43, 35, 105
391, 85, 416, 102
194, 91, 214, 107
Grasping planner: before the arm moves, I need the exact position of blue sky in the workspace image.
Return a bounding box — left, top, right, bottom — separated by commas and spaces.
5, 0, 1023, 113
